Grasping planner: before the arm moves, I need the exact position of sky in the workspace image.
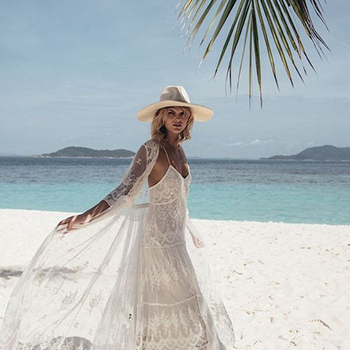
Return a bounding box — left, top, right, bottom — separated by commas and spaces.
0, 0, 349, 159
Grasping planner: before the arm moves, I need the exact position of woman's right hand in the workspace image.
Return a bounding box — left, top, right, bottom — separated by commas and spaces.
56, 214, 87, 234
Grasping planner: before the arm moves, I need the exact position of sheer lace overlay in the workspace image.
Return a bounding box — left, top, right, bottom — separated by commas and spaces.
101, 141, 152, 207
0, 139, 235, 350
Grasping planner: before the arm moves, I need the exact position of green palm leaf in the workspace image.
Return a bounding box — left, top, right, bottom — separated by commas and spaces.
176, 0, 329, 106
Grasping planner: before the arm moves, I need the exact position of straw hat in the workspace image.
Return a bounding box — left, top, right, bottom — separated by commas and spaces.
136, 86, 213, 122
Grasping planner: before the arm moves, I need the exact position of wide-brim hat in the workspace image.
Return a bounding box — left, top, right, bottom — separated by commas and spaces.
136, 86, 213, 122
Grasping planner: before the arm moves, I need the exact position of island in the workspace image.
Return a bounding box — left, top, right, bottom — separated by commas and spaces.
260, 145, 350, 161
36, 146, 135, 158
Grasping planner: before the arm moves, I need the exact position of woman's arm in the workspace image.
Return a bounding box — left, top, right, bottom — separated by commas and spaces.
56, 142, 150, 233
180, 146, 205, 248
56, 200, 111, 233
186, 209, 205, 248
100, 142, 148, 207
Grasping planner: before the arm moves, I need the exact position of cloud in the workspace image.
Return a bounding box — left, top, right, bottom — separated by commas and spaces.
249, 139, 262, 146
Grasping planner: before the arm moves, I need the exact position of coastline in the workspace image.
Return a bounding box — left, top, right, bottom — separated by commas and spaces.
0, 208, 349, 348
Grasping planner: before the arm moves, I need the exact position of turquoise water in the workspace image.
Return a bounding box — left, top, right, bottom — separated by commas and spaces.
1, 157, 349, 225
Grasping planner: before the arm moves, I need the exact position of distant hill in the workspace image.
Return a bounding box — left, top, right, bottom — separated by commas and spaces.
260, 145, 350, 161
36, 146, 135, 158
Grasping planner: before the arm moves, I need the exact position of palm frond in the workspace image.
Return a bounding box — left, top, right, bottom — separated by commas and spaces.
176, 0, 329, 106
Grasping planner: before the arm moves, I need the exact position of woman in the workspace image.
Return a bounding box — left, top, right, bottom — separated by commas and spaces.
0, 86, 235, 350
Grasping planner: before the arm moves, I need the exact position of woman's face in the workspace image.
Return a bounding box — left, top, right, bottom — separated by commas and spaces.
163, 106, 190, 135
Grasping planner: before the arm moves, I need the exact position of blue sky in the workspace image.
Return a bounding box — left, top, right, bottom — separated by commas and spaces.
0, 0, 349, 159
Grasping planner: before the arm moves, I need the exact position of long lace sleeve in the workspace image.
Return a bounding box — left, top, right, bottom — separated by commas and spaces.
102, 143, 148, 207
186, 208, 206, 248
55, 140, 159, 233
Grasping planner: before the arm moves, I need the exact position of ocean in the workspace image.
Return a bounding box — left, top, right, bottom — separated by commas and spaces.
0, 156, 349, 225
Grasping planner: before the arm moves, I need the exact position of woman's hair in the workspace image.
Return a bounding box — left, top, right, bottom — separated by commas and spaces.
151, 106, 194, 148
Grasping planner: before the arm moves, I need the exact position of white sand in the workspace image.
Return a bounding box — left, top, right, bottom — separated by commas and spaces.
0, 208, 349, 349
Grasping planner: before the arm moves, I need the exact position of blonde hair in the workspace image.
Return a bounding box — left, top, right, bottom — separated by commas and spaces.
151, 106, 194, 149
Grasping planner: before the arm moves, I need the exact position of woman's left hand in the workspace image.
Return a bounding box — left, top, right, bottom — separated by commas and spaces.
192, 235, 205, 249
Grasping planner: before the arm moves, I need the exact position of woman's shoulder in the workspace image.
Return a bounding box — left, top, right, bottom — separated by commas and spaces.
179, 144, 188, 162
142, 138, 160, 149
137, 139, 160, 162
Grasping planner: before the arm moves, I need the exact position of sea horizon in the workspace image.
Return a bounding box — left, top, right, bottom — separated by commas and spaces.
2, 155, 350, 163
1, 156, 349, 226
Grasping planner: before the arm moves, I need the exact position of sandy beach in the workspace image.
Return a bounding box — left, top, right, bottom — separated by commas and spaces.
0, 208, 349, 349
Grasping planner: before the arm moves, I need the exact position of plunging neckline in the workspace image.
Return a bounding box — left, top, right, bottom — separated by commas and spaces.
148, 165, 191, 191
169, 164, 190, 181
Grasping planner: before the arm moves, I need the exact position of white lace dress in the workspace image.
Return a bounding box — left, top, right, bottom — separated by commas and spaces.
135, 146, 209, 349
0, 139, 235, 350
